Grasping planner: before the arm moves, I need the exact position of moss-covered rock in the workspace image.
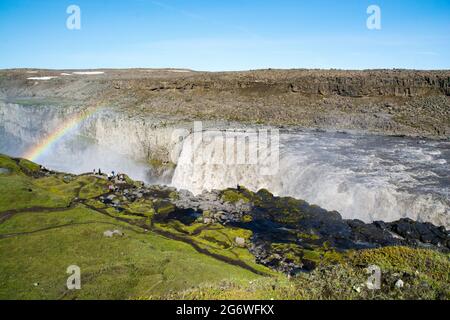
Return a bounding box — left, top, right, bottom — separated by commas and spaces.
18, 159, 41, 173
0, 154, 21, 174
126, 199, 155, 217
155, 246, 450, 300
0, 153, 448, 300
154, 200, 176, 216
221, 189, 252, 204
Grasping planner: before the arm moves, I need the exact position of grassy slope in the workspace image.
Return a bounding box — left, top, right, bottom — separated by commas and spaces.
0, 207, 260, 299
158, 246, 450, 300
0, 154, 448, 300
0, 155, 261, 300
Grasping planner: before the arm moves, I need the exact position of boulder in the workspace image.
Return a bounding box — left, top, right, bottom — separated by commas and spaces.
103, 230, 124, 238
103, 230, 114, 238
395, 279, 404, 288
0, 167, 11, 174
235, 237, 246, 247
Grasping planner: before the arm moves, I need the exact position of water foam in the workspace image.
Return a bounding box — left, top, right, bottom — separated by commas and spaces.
1, 102, 448, 227
172, 130, 450, 227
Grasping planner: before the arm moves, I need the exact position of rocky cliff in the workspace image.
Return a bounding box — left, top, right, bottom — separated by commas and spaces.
1, 68, 449, 138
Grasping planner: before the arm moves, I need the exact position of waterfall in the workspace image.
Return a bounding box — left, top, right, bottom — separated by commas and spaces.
172, 130, 450, 227
1, 101, 449, 227
171, 129, 280, 194
0, 102, 183, 182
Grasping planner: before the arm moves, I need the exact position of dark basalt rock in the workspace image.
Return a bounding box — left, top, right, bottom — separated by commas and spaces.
95, 182, 449, 275
207, 187, 449, 275
383, 219, 449, 248
347, 219, 400, 248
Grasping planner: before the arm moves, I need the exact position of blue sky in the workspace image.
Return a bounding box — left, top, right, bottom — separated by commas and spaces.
0, 0, 449, 70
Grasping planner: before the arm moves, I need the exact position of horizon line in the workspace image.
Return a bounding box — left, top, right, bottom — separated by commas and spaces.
2, 67, 450, 72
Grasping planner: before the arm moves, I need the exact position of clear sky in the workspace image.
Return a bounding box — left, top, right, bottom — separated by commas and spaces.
0, 0, 449, 70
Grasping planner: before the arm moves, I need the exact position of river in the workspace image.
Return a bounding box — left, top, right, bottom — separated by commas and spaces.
1, 101, 449, 227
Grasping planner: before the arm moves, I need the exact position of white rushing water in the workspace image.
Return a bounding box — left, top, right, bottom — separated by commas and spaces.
1, 102, 449, 227
172, 130, 450, 227
0, 102, 180, 183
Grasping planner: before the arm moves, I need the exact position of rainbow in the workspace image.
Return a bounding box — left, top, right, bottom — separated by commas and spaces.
23, 106, 101, 162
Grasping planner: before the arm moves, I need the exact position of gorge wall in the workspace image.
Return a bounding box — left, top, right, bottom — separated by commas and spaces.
0, 69, 449, 138
1, 69, 449, 227
1, 102, 448, 228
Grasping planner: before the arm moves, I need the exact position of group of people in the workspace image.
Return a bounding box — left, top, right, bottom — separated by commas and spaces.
92, 168, 124, 181
39, 165, 51, 173
92, 168, 128, 193
92, 168, 103, 175
92, 168, 138, 194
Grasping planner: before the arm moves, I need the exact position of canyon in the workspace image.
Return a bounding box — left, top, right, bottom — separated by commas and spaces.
1, 69, 449, 227
0, 69, 449, 300
0, 101, 449, 228
1, 68, 449, 138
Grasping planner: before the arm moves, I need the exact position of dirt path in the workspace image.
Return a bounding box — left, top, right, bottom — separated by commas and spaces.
82, 202, 270, 276
150, 226, 269, 276
0, 203, 77, 224
0, 221, 131, 239
0, 198, 269, 276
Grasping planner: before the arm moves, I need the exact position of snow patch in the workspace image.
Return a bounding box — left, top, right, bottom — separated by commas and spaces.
27, 76, 58, 81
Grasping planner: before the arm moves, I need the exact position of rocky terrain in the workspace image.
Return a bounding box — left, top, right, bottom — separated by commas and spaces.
1, 153, 448, 299
97, 181, 450, 276
1, 68, 449, 138
1, 68, 450, 300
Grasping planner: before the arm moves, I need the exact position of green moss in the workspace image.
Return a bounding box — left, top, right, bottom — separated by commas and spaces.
149, 158, 176, 171
153, 219, 270, 276
297, 232, 320, 241
126, 199, 155, 218
168, 191, 179, 200
221, 190, 251, 204
154, 201, 175, 215
1, 154, 448, 300
268, 242, 346, 269
148, 158, 161, 168
0, 175, 70, 212
322, 250, 345, 265
152, 246, 450, 300
119, 174, 134, 185
203, 210, 211, 218
18, 159, 41, 173
34, 176, 80, 199
84, 199, 107, 209
302, 249, 321, 263
0, 155, 45, 177
346, 246, 450, 284
0, 154, 21, 174
256, 189, 273, 200
174, 222, 207, 235
77, 177, 108, 199
33, 175, 108, 201
0, 207, 260, 300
